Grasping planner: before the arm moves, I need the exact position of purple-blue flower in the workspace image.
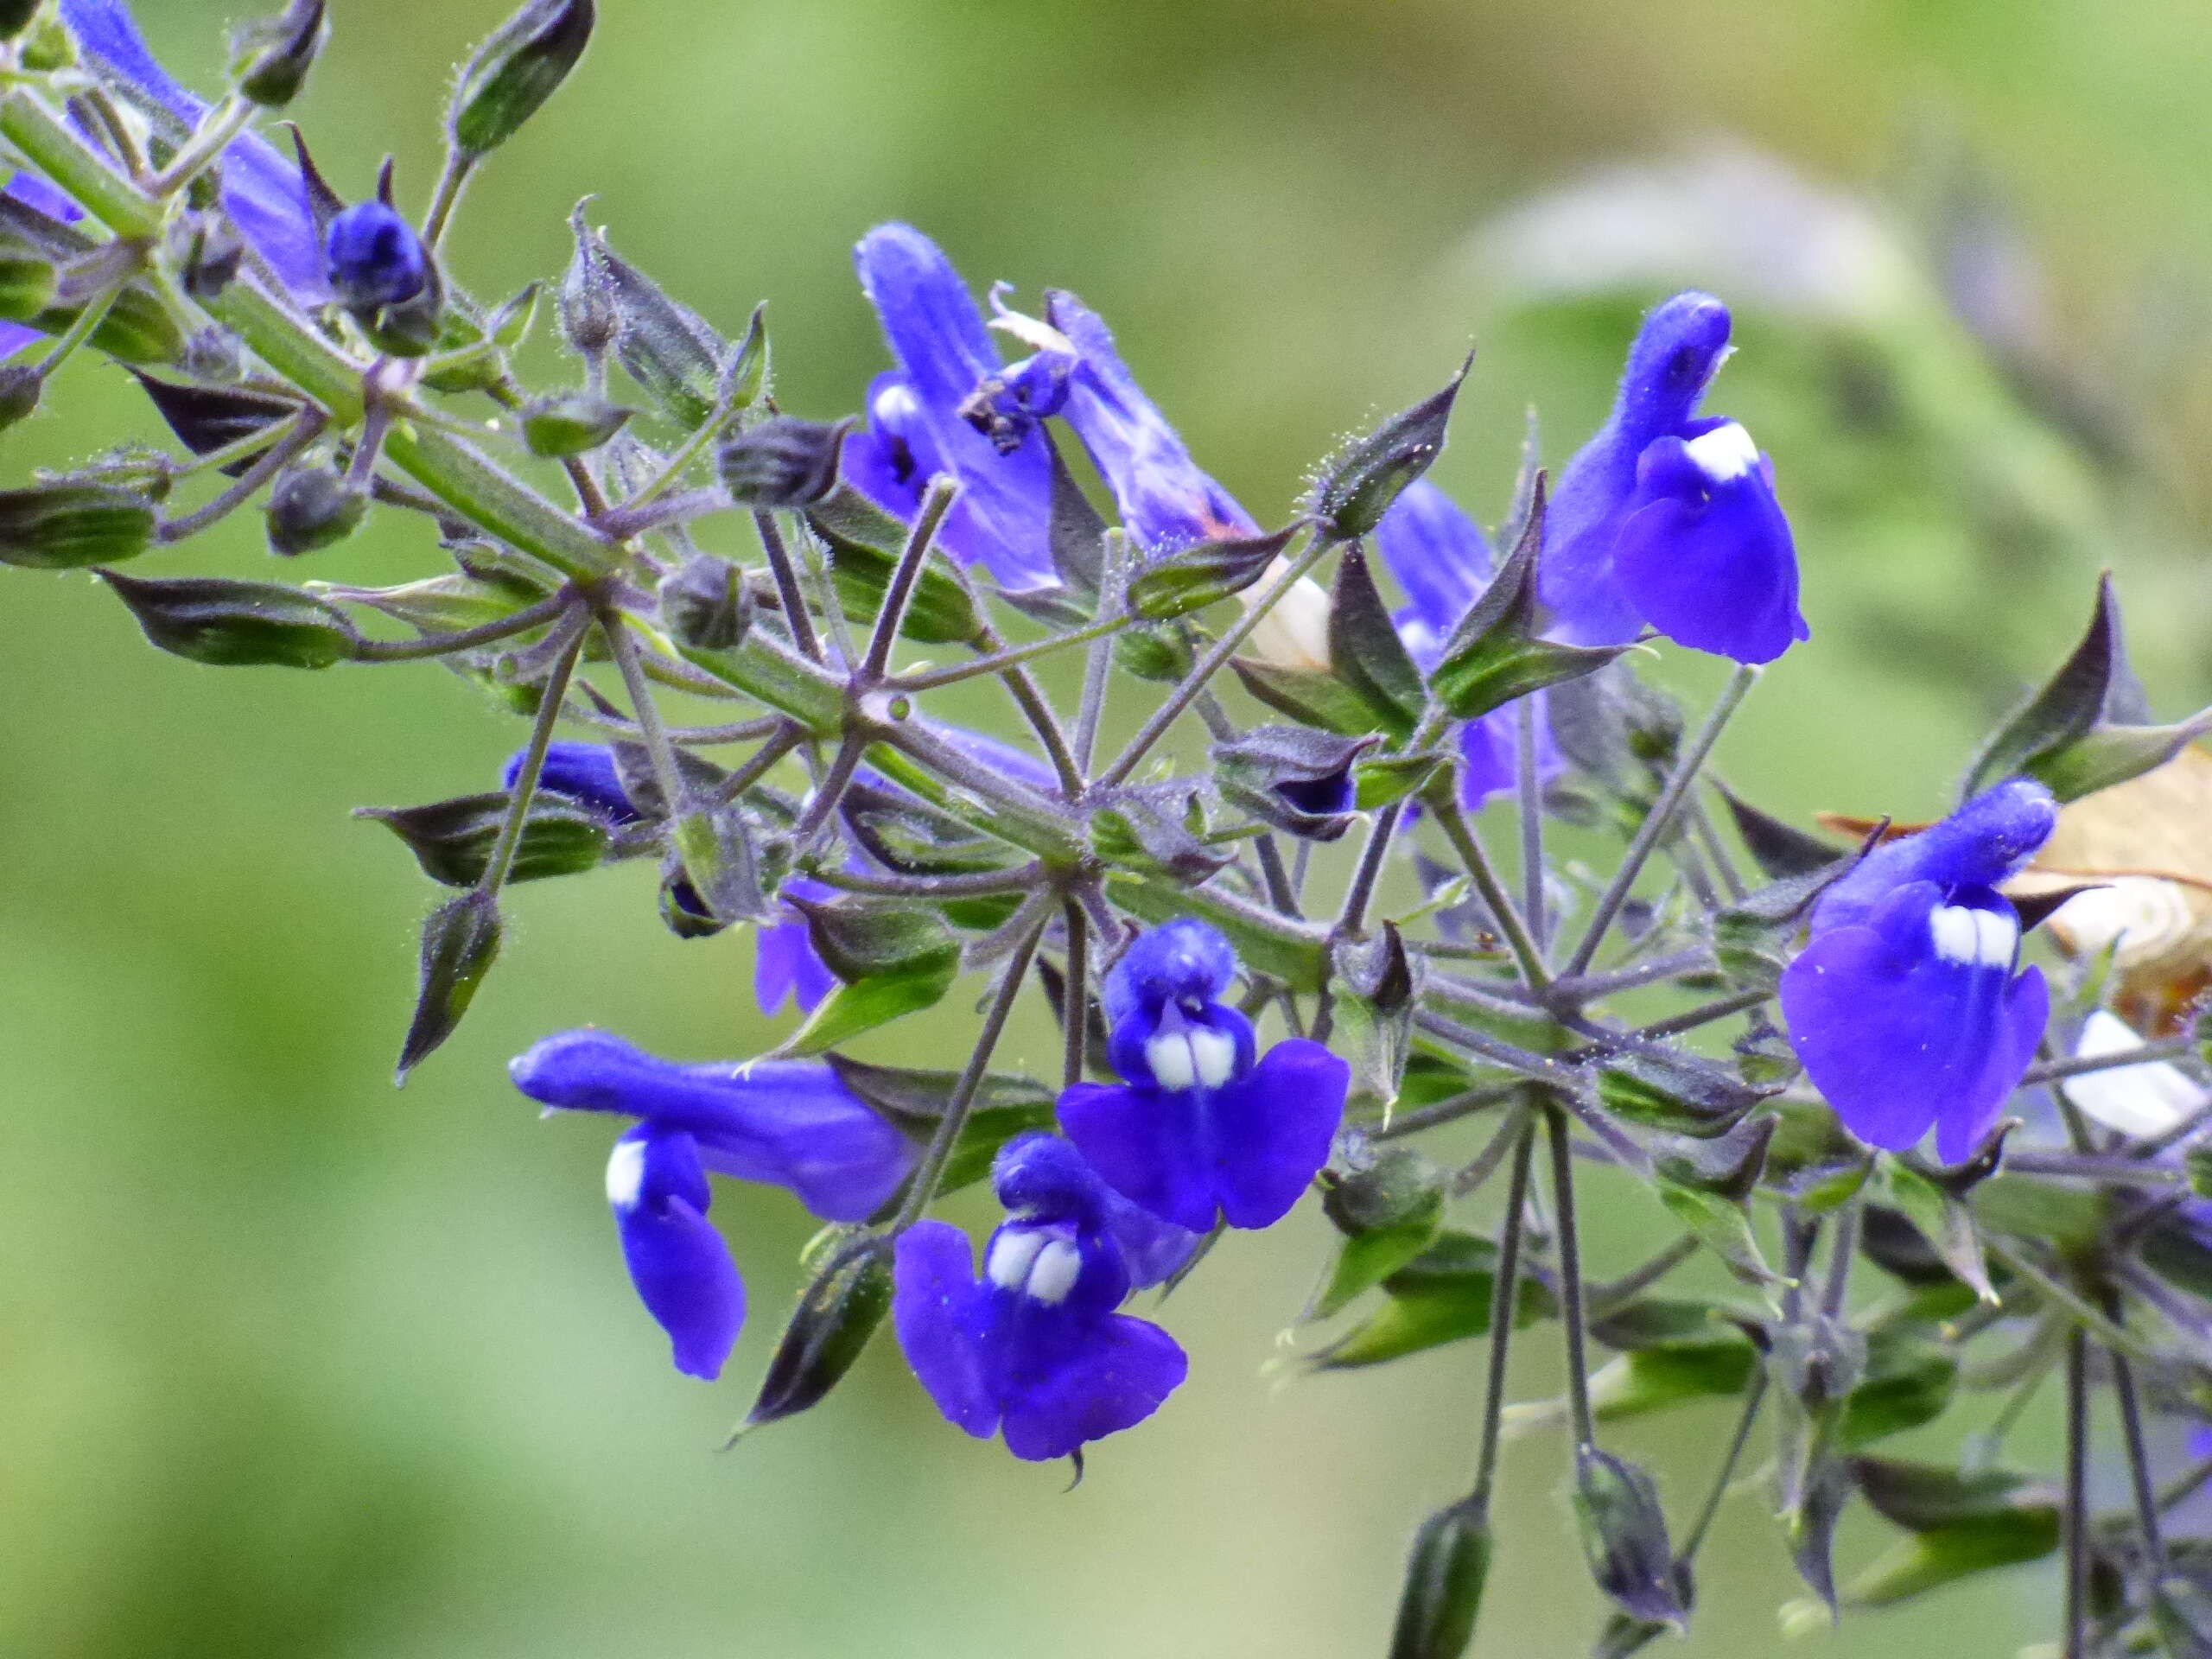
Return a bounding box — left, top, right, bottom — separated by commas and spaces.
510, 1029, 918, 1379
1374, 479, 1564, 810
1541, 292, 1807, 665
1779, 779, 2057, 1164
507, 740, 645, 825
755, 875, 837, 1017
60, 0, 327, 302
849, 225, 1056, 590
1058, 919, 1348, 1232
325, 197, 429, 311
893, 1133, 1189, 1461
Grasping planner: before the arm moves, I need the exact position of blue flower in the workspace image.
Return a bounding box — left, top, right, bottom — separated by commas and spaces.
1779, 779, 2058, 1164
849, 225, 1056, 590
506, 740, 645, 825
893, 1133, 1190, 1461
1374, 479, 1564, 810
1058, 918, 1348, 1232
60, 1, 327, 301
1541, 292, 1807, 665
325, 198, 429, 311
510, 1029, 918, 1378
754, 875, 837, 1017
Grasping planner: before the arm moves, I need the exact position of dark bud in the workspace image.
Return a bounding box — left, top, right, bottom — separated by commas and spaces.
131, 372, 296, 474
99, 569, 359, 668
357, 791, 610, 887
521, 391, 632, 457
180, 326, 247, 384
325, 196, 429, 311
735, 1234, 893, 1436
717, 416, 845, 507
661, 553, 753, 651
596, 226, 724, 429
1124, 523, 1299, 622
1311, 352, 1470, 540
397, 889, 503, 1083
1214, 723, 1378, 842
230, 0, 327, 108
170, 211, 244, 302
558, 200, 619, 358
1387, 1497, 1491, 1659
1596, 1048, 1772, 1138
0, 365, 40, 431
0, 0, 41, 42
1089, 784, 1234, 885
786, 893, 959, 985
448, 0, 595, 158
1312, 1143, 1446, 1319
266, 465, 367, 556
658, 870, 729, 940
1714, 782, 1841, 880
1573, 1446, 1685, 1630
0, 482, 155, 569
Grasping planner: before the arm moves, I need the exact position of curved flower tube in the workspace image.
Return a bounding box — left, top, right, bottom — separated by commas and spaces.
60, 0, 328, 301
1779, 779, 2057, 1163
510, 1029, 918, 1378
849, 225, 1056, 590
1373, 479, 1563, 810
1059, 918, 1348, 1232
893, 1133, 1189, 1460
1541, 291, 1806, 664
506, 740, 646, 825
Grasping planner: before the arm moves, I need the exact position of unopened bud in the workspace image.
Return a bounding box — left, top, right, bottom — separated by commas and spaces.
0, 243, 57, 322
0, 480, 155, 569
521, 391, 632, 457
1239, 559, 1332, 671
0, 0, 41, 41
661, 553, 753, 651
448, 0, 595, 158
717, 416, 844, 507
170, 211, 245, 301
1214, 723, 1376, 842
0, 365, 40, 431
558, 202, 619, 356
1573, 1446, 1685, 1630
230, 0, 327, 108
265, 466, 367, 556
325, 197, 429, 311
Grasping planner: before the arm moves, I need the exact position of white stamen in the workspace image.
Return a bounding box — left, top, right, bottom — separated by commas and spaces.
1146, 1031, 1198, 1092
1188, 1026, 1237, 1089
1024, 1240, 1083, 1306
605, 1139, 647, 1210
986, 1229, 1047, 1292
1971, 908, 2018, 970
2064, 1009, 2204, 1138
1683, 421, 1759, 483
1929, 905, 1980, 965
987, 313, 1078, 355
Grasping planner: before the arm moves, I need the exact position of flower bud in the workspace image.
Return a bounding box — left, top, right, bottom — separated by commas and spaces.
0, 481, 155, 569
0, 365, 40, 432
448, 0, 595, 158
1215, 724, 1376, 842
660, 553, 753, 651
326, 197, 429, 311
0, 0, 41, 41
1573, 1446, 1685, 1629
230, 0, 327, 108
558, 201, 619, 358
0, 242, 57, 322
99, 570, 360, 668
397, 890, 503, 1083
717, 416, 845, 507
265, 466, 367, 556
1237, 559, 1333, 672
738, 1234, 894, 1435
1387, 1497, 1491, 1659
358, 792, 611, 887
170, 211, 244, 302
1312, 354, 1468, 540
786, 893, 959, 986
521, 391, 632, 457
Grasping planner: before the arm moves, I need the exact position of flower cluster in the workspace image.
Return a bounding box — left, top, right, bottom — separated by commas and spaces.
15, 3, 2212, 1656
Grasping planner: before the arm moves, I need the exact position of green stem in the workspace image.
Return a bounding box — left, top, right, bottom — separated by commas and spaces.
2063, 1329, 2088, 1659
33, 277, 124, 377
1560, 663, 1758, 977
350, 589, 575, 663
1467, 1116, 1537, 1510
1062, 899, 1089, 1090
479, 615, 588, 896
893, 609, 1126, 694
1424, 792, 1552, 993
1545, 1099, 1597, 1451
149, 93, 252, 197
421, 149, 476, 252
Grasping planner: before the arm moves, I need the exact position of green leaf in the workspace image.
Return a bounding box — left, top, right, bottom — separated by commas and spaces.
313, 571, 550, 637
1229, 653, 1394, 735
1354, 750, 1447, 810
1327, 544, 1425, 740
101, 570, 358, 666
790, 894, 960, 983
1885, 1160, 1997, 1304
806, 485, 983, 645
777, 966, 958, 1058
1840, 1329, 1957, 1449
1126, 524, 1298, 621
1310, 1147, 1445, 1319
1310, 1230, 1554, 1369
1595, 1049, 1770, 1138
1428, 480, 1631, 721
357, 791, 609, 886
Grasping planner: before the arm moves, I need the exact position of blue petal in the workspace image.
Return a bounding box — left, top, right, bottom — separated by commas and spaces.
607, 1125, 745, 1379
325, 200, 428, 309
1059, 1039, 1348, 1232
1780, 882, 2050, 1160
840, 371, 943, 522
60, 0, 327, 301
7, 170, 81, 223
1041, 288, 1258, 552
994, 1132, 1201, 1287
1813, 779, 2058, 935
997, 1311, 1186, 1462
753, 877, 837, 1017
1103, 1196, 1204, 1289
511, 1031, 914, 1221
1102, 918, 1241, 1032
853, 225, 1055, 589
892, 1221, 999, 1439
1610, 436, 1806, 664
921, 719, 1059, 795
1541, 292, 1732, 645
1374, 478, 1491, 645
512, 741, 643, 824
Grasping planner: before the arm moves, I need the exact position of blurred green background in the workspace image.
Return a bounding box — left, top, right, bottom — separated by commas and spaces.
6, 1, 2212, 1654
